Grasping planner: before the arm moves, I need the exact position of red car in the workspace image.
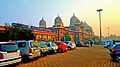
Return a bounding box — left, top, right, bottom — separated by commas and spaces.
55, 41, 68, 53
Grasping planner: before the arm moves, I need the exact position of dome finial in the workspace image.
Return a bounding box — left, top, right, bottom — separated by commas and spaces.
73, 13, 75, 16
42, 17, 43, 20
58, 14, 59, 17
84, 20, 86, 23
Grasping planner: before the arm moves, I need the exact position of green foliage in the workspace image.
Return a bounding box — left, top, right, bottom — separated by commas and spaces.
63, 32, 71, 41
110, 34, 116, 37
0, 30, 7, 41
0, 25, 35, 41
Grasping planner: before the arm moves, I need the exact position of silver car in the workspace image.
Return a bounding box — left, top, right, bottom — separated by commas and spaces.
0, 42, 21, 66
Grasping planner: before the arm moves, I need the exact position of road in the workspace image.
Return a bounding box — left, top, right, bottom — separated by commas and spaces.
16, 45, 120, 67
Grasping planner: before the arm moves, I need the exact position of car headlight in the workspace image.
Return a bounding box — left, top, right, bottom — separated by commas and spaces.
49, 48, 52, 50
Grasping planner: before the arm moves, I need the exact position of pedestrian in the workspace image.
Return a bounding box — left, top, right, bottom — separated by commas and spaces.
90, 41, 93, 47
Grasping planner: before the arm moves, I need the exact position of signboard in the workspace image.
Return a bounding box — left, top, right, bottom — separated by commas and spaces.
31, 26, 40, 30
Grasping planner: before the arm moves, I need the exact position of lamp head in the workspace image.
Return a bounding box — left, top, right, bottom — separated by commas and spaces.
97, 9, 103, 12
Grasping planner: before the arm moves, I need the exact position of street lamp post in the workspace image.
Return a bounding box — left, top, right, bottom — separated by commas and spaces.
97, 9, 103, 45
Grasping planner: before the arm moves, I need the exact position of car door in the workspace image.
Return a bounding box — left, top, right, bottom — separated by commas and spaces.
17, 42, 28, 56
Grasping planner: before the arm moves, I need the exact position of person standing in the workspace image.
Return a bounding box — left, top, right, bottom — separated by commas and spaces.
90, 41, 93, 47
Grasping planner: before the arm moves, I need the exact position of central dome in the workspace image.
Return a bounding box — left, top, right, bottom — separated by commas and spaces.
54, 15, 63, 27
70, 14, 80, 26
70, 15, 78, 23
55, 16, 62, 23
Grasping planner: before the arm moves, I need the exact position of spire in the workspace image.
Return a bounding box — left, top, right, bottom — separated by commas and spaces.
84, 20, 86, 23
58, 14, 59, 17
42, 17, 43, 20
73, 13, 75, 17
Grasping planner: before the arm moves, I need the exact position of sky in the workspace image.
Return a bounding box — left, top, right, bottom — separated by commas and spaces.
0, 0, 120, 36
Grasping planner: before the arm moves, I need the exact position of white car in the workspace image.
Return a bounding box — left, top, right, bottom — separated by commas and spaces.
64, 41, 76, 50
46, 42, 58, 53
0, 42, 21, 66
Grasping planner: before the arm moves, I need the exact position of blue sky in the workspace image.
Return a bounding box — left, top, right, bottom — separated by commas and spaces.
0, 0, 72, 26
0, 0, 120, 36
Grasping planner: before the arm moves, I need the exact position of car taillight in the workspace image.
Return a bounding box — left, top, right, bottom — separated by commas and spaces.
112, 48, 118, 51
19, 50, 22, 56
0, 53, 4, 59
29, 48, 32, 53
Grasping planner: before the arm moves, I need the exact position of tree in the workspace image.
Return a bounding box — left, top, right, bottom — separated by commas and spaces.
62, 32, 71, 41
0, 30, 7, 41
0, 25, 35, 41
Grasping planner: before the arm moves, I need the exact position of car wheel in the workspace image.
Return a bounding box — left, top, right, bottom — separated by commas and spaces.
68, 47, 72, 50
41, 53, 45, 57
116, 56, 120, 62
44, 53, 47, 56
58, 49, 62, 53
22, 55, 30, 62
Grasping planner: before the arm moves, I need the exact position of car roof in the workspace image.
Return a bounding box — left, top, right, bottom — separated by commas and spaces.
0, 42, 15, 44
15, 40, 36, 42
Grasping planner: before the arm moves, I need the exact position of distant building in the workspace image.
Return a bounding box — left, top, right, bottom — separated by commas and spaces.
65, 14, 94, 42
12, 23, 29, 28
102, 35, 120, 41
0, 14, 96, 42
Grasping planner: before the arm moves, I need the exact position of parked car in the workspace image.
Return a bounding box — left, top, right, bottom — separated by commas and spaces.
104, 40, 111, 48
75, 41, 82, 47
46, 41, 58, 53
0, 42, 21, 66
15, 40, 41, 60
39, 42, 49, 56
109, 40, 120, 60
64, 41, 76, 50
54, 41, 68, 53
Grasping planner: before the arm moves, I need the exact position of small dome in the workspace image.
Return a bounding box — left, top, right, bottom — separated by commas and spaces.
54, 15, 63, 27
39, 18, 46, 28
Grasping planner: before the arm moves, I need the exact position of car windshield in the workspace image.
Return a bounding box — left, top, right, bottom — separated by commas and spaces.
52, 43, 57, 46
46, 43, 50, 47
0, 43, 18, 52
30, 42, 40, 48
40, 43, 48, 48
18, 42, 26, 47
64, 42, 69, 44
114, 41, 120, 44
54, 42, 60, 46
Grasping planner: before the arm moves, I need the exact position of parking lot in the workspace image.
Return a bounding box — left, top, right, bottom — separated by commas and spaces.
16, 45, 120, 67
